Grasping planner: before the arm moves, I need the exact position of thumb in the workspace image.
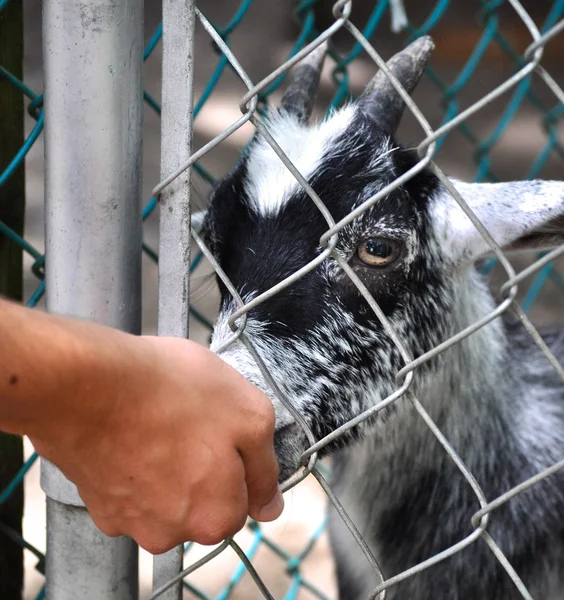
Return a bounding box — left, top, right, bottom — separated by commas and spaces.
239, 428, 284, 522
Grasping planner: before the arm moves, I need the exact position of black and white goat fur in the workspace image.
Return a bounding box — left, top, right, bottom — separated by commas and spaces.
203, 37, 564, 599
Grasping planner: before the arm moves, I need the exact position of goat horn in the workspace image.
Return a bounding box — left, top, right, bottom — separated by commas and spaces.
358, 36, 435, 134
280, 42, 328, 124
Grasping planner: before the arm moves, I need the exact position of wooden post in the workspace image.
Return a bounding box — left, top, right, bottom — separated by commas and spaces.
0, 0, 26, 597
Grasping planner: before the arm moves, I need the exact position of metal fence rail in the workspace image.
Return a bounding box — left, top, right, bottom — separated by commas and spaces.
1, 0, 564, 598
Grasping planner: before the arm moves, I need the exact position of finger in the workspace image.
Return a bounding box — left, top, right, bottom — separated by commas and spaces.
76, 486, 124, 538
185, 501, 248, 546
132, 527, 189, 555
87, 511, 123, 538
183, 451, 249, 545
238, 416, 284, 522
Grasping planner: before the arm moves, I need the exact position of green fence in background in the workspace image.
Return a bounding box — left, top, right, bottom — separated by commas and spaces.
1, 0, 564, 598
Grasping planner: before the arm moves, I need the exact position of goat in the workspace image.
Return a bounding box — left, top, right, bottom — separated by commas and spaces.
202, 36, 564, 599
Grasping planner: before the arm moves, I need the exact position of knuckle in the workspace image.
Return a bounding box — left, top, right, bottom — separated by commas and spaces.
140, 539, 174, 555
194, 510, 247, 546
194, 529, 228, 547
135, 531, 176, 555
254, 403, 276, 437
90, 516, 122, 538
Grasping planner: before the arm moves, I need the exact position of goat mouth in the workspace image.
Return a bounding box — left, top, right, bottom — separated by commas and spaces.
274, 421, 308, 482
274, 420, 296, 434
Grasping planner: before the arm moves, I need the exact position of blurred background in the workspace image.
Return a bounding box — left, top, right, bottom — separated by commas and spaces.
1, 0, 564, 598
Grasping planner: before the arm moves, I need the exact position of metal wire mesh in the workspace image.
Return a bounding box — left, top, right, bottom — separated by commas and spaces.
2, 0, 564, 598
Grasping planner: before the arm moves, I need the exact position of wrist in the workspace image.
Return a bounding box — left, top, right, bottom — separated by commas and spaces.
25, 319, 148, 455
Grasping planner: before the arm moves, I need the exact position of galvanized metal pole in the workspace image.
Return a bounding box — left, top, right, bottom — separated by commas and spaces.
42, 0, 143, 598
152, 0, 196, 596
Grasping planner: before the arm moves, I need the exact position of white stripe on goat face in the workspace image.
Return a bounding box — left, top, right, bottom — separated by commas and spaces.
244, 105, 357, 217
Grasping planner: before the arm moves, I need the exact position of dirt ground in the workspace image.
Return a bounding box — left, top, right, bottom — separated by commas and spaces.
17, 1, 564, 598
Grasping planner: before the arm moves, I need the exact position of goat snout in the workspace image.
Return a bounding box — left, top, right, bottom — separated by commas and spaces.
212, 344, 305, 479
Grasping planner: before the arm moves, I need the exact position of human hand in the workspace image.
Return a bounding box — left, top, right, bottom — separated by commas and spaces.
28, 334, 283, 554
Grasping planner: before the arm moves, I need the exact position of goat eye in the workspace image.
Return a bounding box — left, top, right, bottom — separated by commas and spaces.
357, 239, 398, 267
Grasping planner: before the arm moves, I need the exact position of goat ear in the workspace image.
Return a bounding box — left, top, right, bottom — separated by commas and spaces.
433, 180, 564, 263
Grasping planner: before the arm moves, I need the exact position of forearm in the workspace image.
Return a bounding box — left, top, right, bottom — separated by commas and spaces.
0, 299, 283, 550
0, 298, 141, 440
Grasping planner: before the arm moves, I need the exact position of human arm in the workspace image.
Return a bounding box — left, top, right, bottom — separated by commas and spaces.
0, 298, 283, 553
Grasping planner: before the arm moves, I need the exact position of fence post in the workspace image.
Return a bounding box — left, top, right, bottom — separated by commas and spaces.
42, 0, 143, 597
0, 0, 25, 596
152, 0, 196, 597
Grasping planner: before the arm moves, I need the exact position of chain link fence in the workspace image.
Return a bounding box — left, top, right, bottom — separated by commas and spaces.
1, 0, 564, 598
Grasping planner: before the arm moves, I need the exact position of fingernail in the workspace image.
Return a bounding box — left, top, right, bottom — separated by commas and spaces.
257, 488, 284, 522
